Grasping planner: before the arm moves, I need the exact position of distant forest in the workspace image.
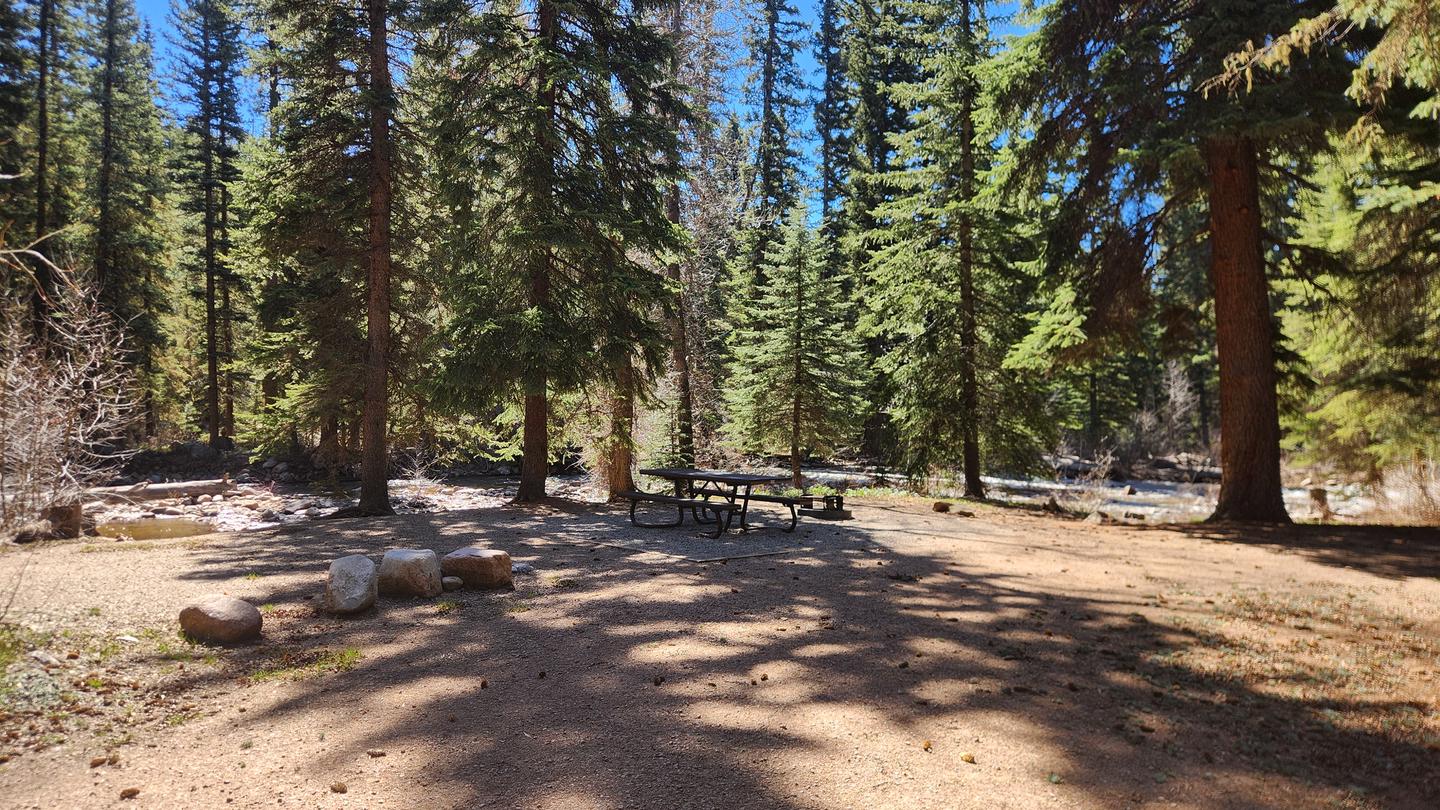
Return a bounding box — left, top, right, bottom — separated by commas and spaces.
1, 0, 1437, 524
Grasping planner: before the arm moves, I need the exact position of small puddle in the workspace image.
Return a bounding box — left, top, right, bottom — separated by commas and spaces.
95, 518, 214, 541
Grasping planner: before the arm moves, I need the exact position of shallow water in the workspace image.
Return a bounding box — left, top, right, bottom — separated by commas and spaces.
94, 518, 214, 540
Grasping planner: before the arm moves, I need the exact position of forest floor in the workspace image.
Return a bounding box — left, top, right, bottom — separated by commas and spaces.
0, 492, 1436, 809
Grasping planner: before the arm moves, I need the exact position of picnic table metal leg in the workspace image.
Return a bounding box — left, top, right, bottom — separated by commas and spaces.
629, 497, 685, 528
738, 484, 753, 531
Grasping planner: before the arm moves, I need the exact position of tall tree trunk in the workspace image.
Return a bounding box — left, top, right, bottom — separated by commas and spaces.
956, 0, 984, 499
665, 2, 694, 466
1203, 135, 1289, 523
199, 14, 220, 446
96, 0, 116, 303
517, 0, 558, 504
606, 360, 636, 500
31, 0, 54, 333
143, 266, 157, 437
1086, 371, 1099, 456
790, 269, 804, 489
1194, 361, 1211, 448
359, 0, 394, 515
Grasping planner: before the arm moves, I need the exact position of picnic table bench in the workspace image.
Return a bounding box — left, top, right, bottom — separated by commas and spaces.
623, 468, 804, 536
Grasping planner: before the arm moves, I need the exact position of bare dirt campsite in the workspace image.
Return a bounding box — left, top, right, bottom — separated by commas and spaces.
1, 494, 1436, 809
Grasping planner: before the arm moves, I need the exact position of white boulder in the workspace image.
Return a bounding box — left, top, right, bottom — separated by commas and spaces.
378, 549, 442, 597
324, 555, 378, 614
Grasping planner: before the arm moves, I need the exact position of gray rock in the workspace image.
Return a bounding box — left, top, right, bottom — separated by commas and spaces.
154, 505, 185, 516
442, 547, 513, 590
378, 549, 443, 597
28, 650, 62, 667
324, 555, 378, 614
179, 595, 262, 643
442, 576, 463, 592
511, 562, 537, 576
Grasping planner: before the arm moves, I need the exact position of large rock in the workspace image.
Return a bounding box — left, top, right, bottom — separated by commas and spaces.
378, 549, 442, 597
324, 555, 378, 614
179, 595, 262, 643
442, 547, 513, 590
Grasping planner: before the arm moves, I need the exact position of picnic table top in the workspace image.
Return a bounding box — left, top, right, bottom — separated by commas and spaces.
638, 467, 790, 486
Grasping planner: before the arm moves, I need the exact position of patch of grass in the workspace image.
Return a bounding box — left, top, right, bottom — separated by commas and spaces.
243, 571, 261, 581
0, 625, 23, 672
259, 603, 277, 614
434, 600, 460, 615
249, 648, 362, 682
86, 607, 101, 617
165, 710, 201, 727
504, 602, 531, 614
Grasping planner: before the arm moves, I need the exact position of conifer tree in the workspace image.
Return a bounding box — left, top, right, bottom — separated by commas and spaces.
727, 210, 866, 487
998, 0, 1359, 522
90, 2, 171, 436
434, 0, 683, 502
868, 0, 1050, 493
741, 0, 807, 280
172, 0, 244, 446
242, 0, 383, 472
813, 0, 848, 263
0, 0, 27, 218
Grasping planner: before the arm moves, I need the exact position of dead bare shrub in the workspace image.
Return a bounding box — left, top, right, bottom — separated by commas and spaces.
1367, 463, 1440, 526
0, 250, 137, 540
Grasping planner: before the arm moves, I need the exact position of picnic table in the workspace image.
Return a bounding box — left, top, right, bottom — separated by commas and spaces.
619, 468, 800, 537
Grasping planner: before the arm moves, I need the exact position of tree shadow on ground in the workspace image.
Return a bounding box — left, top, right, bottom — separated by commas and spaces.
176, 502, 1436, 808
1153, 522, 1440, 580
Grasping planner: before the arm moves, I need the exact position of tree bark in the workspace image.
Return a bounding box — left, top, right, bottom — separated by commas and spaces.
199, 13, 220, 447
1203, 135, 1289, 523
359, 0, 394, 515
517, 1, 558, 504
956, 0, 984, 499
606, 360, 637, 500
665, 2, 694, 466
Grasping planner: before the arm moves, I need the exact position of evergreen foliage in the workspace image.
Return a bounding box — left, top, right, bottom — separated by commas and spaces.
429, 0, 684, 500
726, 210, 866, 487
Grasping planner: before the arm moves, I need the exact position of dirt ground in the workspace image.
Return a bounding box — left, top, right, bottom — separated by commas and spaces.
0, 494, 1437, 809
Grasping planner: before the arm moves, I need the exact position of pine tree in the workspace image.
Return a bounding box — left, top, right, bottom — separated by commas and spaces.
741, 0, 807, 280
671, 0, 746, 464
90, 3, 171, 436
997, 0, 1359, 522
813, 0, 848, 261
172, 0, 244, 447
0, 0, 27, 220
867, 0, 1051, 493
433, 0, 683, 502
242, 0, 378, 471
840, 0, 924, 459
727, 210, 866, 487
357, 0, 394, 514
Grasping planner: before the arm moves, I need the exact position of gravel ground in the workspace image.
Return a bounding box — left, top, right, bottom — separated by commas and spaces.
0, 494, 1437, 809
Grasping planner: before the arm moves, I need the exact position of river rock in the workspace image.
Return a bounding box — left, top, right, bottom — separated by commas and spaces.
179, 595, 262, 643
324, 555, 378, 614
442, 576, 463, 592
378, 549, 442, 597
442, 547, 513, 590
